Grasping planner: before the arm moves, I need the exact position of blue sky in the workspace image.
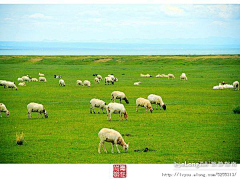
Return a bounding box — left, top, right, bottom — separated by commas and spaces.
0, 4, 240, 43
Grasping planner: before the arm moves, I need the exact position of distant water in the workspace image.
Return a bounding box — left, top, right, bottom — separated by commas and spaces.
0, 42, 240, 55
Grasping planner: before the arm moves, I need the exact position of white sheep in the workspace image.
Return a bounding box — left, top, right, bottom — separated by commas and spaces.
22, 76, 31, 82
0, 103, 10, 117
27, 102, 48, 118
4, 81, 18, 90
39, 77, 47, 82
0, 80, 7, 86
76, 80, 83, 86
83, 80, 91, 87
31, 78, 38, 82
98, 128, 129, 154
136, 97, 153, 113
59, 79, 65, 86
18, 82, 26, 86
18, 78, 23, 81
107, 103, 128, 121
39, 73, 45, 77
90, 98, 107, 114
134, 82, 141, 85
148, 94, 166, 110
94, 77, 100, 83
180, 73, 188, 80
140, 73, 152, 77
97, 75, 103, 81
168, 74, 175, 79
105, 76, 114, 85
222, 84, 233, 89
233, 81, 239, 91
111, 91, 129, 104
155, 74, 163, 78
213, 83, 224, 90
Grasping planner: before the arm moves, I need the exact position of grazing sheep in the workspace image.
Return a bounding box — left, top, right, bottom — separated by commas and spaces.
4, 81, 18, 90
233, 81, 239, 91
98, 128, 129, 154
134, 82, 141, 85
94, 77, 100, 83
39, 73, 44, 77
180, 73, 188, 80
59, 79, 66, 87
136, 97, 153, 113
22, 76, 31, 82
90, 98, 107, 114
76, 80, 83, 86
140, 73, 152, 77
223, 84, 233, 89
54, 75, 62, 78
83, 80, 91, 87
0, 103, 10, 117
18, 78, 23, 81
107, 103, 128, 121
31, 78, 38, 82
111, 91, 129, 104
18, 82, 26, 86
97, 75, 103, 81
39, 77, 47, 82
148, 94, 166, 110
27, 102, 48, 118
156, 74, 163, 78
168, 74, 175, 79
105, 76, 114, 85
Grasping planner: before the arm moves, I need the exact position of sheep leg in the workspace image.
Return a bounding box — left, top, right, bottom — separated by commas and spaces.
102, 142, 107, 153
156, 103, 158, 110
146, 107, 148, 113
98, 108, 101, 114
0, 112, 2, 118
90, 106, 92, 114
93, 107, 96, 114
98, 142, 102, 154
28, 112, 31, 118
111, 143, 114, 153
120, 98, 122, 103
115, 143, 120, 153
102, 108, 105, 114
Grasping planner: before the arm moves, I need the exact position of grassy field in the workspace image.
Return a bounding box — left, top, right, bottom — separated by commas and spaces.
0, 55, 239, 164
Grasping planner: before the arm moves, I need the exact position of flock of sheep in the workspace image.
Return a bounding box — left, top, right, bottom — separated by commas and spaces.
0, 71, 239, 154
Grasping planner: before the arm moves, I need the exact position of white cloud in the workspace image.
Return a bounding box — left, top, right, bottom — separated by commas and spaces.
29, 13, 53, 19
161, 5, 186, 17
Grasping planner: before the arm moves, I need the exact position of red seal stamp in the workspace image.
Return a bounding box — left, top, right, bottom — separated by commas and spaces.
113, 164, 127, 178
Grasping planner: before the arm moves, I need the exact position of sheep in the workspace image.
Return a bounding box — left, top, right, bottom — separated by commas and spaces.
31, 78, 38, 82
59, 79, 65, 87
233, 81, 239, 91
223, 84, 233, 89
39, 73, 45, 77
90, 98, 107, 114
18, 78, 23, 81
156, 74, 163, 78
98, 128, 129, 154
105, 76, 114, 85
83, 80, 91, 87
4, 81, 18, 90
18, 82, 26, 86
136, 97, 153, 113
0, 103, 10, 117
180, 73, 188, 80
94, 77, 100, 83
39, 77, 47, 82
54, 75, 62, 78
134, 82, 141, 85
148, 94, 166, 110
76, 80, 83, 86
27, 102, 48, 118
97, 75, 103, 81
107, 103, 128, 121
22, 76, 31, 82
111, 91, 129, 104
140, 73, 152, 77
213, 83, 224, 90
168, 74, 175, 79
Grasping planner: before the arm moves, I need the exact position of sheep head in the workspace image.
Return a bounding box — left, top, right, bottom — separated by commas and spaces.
123, 143, 129, 153
6, 110, 10, 117
149, 106, 153, 113
43, 110, 48, 118
123, 97, 129, 104
162, 104, 167, 110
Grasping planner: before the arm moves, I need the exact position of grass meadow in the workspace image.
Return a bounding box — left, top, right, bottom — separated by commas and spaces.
0, 55, 239, 163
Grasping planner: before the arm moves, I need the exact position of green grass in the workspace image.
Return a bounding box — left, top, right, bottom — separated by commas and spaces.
0, 55, 239, 164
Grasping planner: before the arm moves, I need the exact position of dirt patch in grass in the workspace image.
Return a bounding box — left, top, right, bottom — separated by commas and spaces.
30, 58, 43, 63
134, 148, 156, 152
94, 58, 113, 63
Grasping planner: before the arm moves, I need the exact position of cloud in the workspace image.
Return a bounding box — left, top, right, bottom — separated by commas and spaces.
212, 21, 226, 26
161, 5, 186, 17
29, 13, 53, 19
